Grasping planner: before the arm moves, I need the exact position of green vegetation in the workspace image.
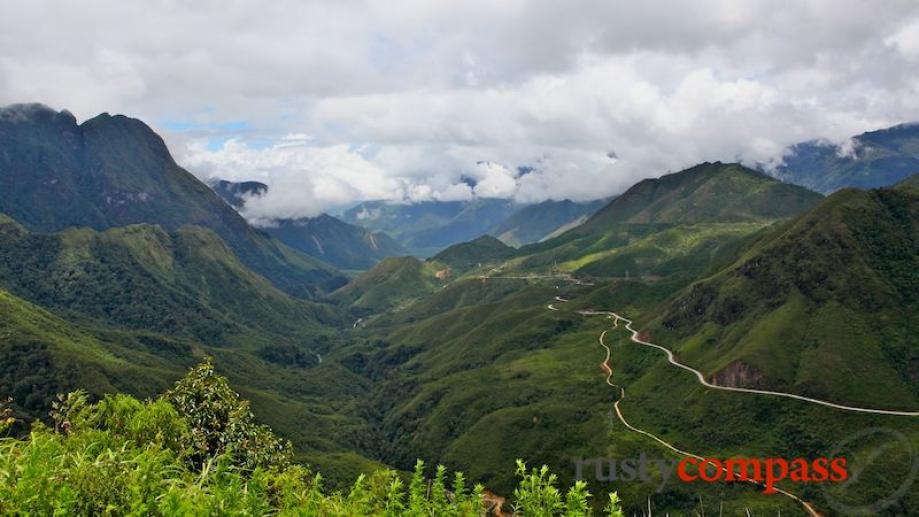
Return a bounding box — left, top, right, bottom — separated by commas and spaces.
328, 166, 915, 514
0, 218, 374, 487
331, 256, 451, 314
579, 162, 822, 229
657, 185, 919, 408
0, 363, 624, 516
0, 218, 343, 343
432, 235, 515, 273
0, 104, 344, 295
2, 111, 915, 517
511, 163, 821, 282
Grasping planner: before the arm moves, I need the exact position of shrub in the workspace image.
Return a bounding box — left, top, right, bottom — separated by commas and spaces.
0, 361, 625, 515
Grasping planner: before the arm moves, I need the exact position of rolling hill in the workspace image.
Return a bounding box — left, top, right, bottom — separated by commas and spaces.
330, 256, 451, 314
431, 235, 515, 273
581, 162, 822, 229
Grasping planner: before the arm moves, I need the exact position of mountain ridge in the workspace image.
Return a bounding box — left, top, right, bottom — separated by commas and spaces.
211, 179, 408, 270
769, 122, 919, 193
0, 103, 344, 296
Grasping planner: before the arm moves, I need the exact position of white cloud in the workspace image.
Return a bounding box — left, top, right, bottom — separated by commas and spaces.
3, 1, 919, 218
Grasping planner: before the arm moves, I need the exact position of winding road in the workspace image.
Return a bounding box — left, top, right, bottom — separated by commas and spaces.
577, 309, 919, 417
593, 316, 821, 517
480, 266, 917, 514
488, 269, 919, 416
561, 299, 822, 515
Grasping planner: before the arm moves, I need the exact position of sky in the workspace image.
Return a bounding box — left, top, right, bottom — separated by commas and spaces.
3, 0, 919, 220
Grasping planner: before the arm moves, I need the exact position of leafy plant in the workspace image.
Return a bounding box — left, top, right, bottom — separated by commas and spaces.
0, 362, 625, 515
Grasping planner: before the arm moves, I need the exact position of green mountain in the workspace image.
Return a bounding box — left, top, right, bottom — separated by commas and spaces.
0, 103, 343, 295
770, 122, 919, 193
0, 213, 380, 482
513, 163, 823, 281
656, 182, 919, 408
582, 162, 822, 229
431, 235, 515, 273
0, 215, 341, 343
330, 256, 451, 315
489, 199, 607, 246
211, 179, 408, 270
332, 169, 916, 514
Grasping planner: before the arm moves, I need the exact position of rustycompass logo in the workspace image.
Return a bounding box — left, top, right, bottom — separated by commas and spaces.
675, 456, 847, 494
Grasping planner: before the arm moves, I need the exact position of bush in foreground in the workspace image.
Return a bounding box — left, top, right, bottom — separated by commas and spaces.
0, 361, 623, 515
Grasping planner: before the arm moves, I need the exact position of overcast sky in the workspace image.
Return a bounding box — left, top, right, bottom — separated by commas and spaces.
3, 1, 919, 219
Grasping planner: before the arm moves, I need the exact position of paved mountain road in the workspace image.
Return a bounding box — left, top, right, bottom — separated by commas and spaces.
594, 316, 821, 517
578, 308, 919, 417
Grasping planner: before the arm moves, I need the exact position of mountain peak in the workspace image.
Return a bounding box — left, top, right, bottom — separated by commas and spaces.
0, 103, 77, 128
0, 106, 344, 295
432, 233, 514, 272
582, 162, 821, 229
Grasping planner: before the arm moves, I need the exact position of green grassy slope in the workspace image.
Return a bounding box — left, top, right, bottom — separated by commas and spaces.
0, 217, 343, 344
0, 281, 379, 486
330, 256, 451, 314
340, 261, 917, 513
432, 235, 515, 273
654, 185, 919, 409
580, 162, 822, 229
511, 163, 822, 280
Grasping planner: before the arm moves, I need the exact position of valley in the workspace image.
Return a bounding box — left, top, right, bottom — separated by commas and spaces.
1, 104, 916, 515
5, 5, 919, 515
331, 170, 917, 515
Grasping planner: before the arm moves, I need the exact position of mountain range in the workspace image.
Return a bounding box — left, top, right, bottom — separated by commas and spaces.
341, 197, 605, 256
768, 122, 919, 193
2, 103, 917, 515
211, 180, 408, 270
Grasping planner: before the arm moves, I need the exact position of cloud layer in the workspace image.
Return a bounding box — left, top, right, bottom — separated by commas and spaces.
3, 1, 919, 217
